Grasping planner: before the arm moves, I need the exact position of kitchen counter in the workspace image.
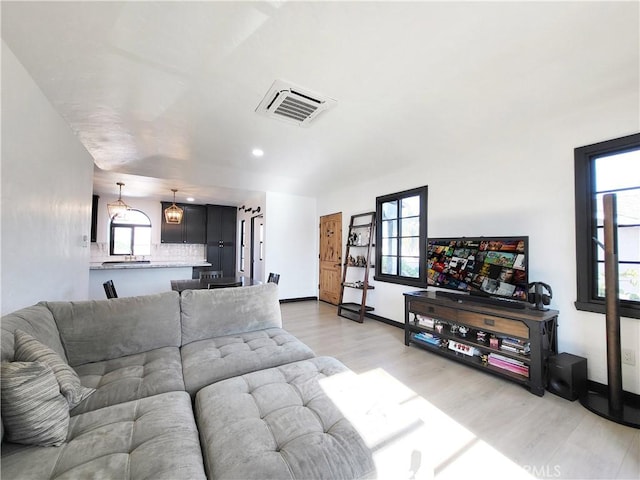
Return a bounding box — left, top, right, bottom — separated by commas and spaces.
89, 261, 212, 300
90, 261, 211, 270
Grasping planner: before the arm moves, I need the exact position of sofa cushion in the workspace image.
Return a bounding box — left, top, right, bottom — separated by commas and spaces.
70, 346, 185, 416
1, 391, 206, 480
0, 361, 69, 447
45, 291, 181, 366
14, 329, 95, 409
195, 356, 376, 480
180, 283, 282, 345
1, 304, 66, 363
181, 328, 315, 396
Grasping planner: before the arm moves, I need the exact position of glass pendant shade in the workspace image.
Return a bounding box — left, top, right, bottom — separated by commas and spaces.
107, 182, 130, 218
165, 189, 184, 224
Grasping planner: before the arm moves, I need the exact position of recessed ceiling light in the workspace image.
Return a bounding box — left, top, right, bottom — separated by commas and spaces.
186, 197, 195, 202
252, 148, 264, 157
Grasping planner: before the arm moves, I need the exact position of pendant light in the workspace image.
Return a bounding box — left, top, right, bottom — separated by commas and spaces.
107, 182, 130, 218
164, 189, 184, 224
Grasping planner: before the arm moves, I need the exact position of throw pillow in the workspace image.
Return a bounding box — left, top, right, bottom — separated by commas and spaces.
1, 361, 70, 446
13, 329, 95, 409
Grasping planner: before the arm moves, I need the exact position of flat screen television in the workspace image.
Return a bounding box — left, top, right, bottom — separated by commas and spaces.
427, 236, 529, 304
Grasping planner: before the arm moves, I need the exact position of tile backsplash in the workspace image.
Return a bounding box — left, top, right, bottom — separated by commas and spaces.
91, 243, 207, 263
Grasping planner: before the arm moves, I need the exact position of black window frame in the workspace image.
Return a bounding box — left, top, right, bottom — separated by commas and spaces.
109, 209, 152, 256
574, 132, 640, 319
374, 185, 428, 288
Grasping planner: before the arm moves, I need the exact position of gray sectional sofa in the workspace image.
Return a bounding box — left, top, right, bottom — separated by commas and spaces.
1, 283, 376, 479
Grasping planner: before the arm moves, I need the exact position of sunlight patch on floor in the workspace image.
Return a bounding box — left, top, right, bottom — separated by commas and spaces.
320, 368, 535, 480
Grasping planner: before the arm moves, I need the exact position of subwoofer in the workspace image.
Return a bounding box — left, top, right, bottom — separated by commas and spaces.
547, 353, 587, 401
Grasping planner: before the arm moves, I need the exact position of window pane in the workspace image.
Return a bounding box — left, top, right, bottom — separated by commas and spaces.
597, 262, 640, 301
400, 257, 419, 277
620, 226, 640, 262
381, 256, 397, 275
133, 226, 151, 256
401, 217, 419, 236
381, 220, 397, 238
382, 201, 398, 220
382, 238, 397, 256
595, 149, 640, 192
401, 195, 420, 218
595, 189, 640, 227
401, 237, 419, 256
620, 263, 640, 301
112, 209, 151, 226
113, 227, 132, 255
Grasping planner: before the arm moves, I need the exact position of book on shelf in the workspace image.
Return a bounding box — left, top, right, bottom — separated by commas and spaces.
412, 332, 441, 346
500, 337, 530, 355
487, 353, 529, 376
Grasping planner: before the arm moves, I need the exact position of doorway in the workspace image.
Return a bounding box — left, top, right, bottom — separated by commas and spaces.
319, 212, 342, 305
250, 215, 264, 282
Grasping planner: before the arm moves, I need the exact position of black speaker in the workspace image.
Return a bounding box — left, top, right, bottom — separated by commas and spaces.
547, 353, 587, 401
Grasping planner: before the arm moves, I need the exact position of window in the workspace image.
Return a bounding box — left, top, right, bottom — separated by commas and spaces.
574, 133, 640, 319
375, 186, 428, 287
110, 209, 152, 256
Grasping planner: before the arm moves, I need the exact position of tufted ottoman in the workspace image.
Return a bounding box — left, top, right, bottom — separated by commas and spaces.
195, 356, 376, 480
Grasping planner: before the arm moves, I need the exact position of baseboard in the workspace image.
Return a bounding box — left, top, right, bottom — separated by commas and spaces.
280, 296, 318, 303
586, 380, 640, 407
317, 299, 403, 328
365, 312, 403, 328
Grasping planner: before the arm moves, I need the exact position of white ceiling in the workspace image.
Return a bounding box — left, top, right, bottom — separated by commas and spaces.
2, 1, 638, 205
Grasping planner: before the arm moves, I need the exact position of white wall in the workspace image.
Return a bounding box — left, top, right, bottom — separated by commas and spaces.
318, 93, 640, 393
264, 192, 318, 300
1, 41, 94, 314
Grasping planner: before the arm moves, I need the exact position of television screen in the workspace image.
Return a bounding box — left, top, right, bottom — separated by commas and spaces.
427, 237, 529, 301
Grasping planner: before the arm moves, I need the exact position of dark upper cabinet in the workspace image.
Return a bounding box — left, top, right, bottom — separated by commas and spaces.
185, 205, 206, 244
160, 203, 207, 244
91, 194, 99, 243
206, 205, 237, 275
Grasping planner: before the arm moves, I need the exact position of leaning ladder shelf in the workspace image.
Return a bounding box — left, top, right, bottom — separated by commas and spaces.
337, 212, 376, 323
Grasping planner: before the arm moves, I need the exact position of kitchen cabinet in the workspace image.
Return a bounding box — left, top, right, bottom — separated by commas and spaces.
160, 203, 207, 244
206, 205, 237, 275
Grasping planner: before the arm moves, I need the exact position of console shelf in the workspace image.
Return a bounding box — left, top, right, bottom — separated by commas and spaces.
404, 290, 558, 396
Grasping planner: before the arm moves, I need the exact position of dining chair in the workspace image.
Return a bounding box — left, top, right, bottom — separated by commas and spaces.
267, 273, 280, 284
200, 270, 223, 281
103, 280, 118, 299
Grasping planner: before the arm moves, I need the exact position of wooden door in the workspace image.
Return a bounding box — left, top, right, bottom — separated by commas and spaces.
319, 212, 342, 305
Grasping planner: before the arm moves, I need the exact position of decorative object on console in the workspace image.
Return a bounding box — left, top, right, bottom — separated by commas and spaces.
164, 189, 184, 224
107, 182, 130, 218
528, 282, 553, 311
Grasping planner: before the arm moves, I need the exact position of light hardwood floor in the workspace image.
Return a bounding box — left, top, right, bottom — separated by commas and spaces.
281, 300, 640, 480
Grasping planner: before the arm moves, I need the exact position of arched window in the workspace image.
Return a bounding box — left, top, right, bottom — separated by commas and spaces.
109, 209, 152, 256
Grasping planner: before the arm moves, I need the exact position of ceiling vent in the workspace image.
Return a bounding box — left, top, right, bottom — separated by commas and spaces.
256, 79, 336, 127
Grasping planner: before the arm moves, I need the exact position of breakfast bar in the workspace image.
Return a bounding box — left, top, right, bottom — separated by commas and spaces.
89, 261, 211, 299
